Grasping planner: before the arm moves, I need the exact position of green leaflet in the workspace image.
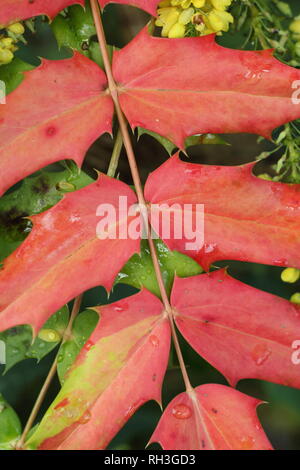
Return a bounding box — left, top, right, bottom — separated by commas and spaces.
0, 394, 21, 450
0, 306, 69, 373
137, 128, 230, 155
51, 4, 113, 69
0, 57, 34, 94
116, 239, 203, 297
0, 164, 93, 261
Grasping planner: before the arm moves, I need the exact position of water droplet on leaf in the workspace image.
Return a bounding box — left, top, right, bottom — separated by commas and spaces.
172, 404, 192, 420
251, 344, 272, 366
149, 335, 159, 347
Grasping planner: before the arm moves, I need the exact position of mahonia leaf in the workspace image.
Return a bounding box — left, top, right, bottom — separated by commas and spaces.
0, 175, 139, 335
150, 384, 272, 450
137, 128, 229, 155
0, 57, 34, 95
0, 306, 69, 373
99, 0, 159, 15
51, 4, 96, 53
117, 239, 202, 297
0, 394, 22, 450
145, 155, 300, 270
51, 6, 114, 70
0, 52, 113, 196
25, 290, 170, 450
172, 270, 300, 388
113, 28, 300, 148
0, 165, 93, 261
57, 309, 99, 384
0, 1, 85, 26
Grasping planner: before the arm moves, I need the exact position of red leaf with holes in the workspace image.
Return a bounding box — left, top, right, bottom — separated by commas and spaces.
0, 0, 85, 26
0, 175, 139, 335
99, 0, 159, 15
150, 384, 272, 450
172, 270, 300, 388
24, 290, 170, 450
113, 28, 300, 148
0, 52, 113, 196
145, 154, 300, 270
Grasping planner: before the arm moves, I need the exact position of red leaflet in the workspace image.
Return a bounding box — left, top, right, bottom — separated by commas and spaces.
0, 0, 85, 26
150, 384, 273, 450
113, 28, 300, 148
25, 290, 170, 450
99, 0, 159, 15
0, 175, 139, 335
0, 53, 113, 196
172, 270, 300, 388
145, 155, 300, 270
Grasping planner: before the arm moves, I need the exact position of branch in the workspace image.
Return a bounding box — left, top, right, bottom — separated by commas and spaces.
16, 294, 83, 449
90, 0, 193, 393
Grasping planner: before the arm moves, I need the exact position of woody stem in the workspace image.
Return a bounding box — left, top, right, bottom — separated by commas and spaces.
16, 294, 83, 449
91, 0, 193, 392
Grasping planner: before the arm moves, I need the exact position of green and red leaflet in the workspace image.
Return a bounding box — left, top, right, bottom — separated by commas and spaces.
25, 290, 170, 450
0, 175, 139, 336
0, 0, 85, 26
113, 28, 300, 148
145, 155, 300, 270
150, 384, 273, 450
0, 52, 113, 197
172, 270, 300, 388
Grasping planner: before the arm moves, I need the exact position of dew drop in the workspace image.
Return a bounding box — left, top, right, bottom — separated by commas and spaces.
114, 306, 123, 312
204, 243, 217, 254
79, 410, 91, 424
149, 335, 159, 347
240, 436, 255, 450
251, 344, 272, 366
172, 404, 192, 420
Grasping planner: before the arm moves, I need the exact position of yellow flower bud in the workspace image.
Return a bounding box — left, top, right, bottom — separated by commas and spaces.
178, 8, 194, 25
161, 8, 180, 37
0, 37, 14, 48
192, 0, 206, 7
207, 10, 234, 32
258, 173, 272, 180
211, 0, 232, 11
281, 267, 300, 283
0, 47, 14, 64
7, 22, 25, 35
38, 328, 62, 343
168, 22, 186, 37
290, 18, 300, 34
290, 293, 300, 305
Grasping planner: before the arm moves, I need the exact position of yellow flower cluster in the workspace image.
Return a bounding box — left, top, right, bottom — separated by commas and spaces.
156, 0, 234, 38
281, 268, 300, 305
0, 22, 25, 65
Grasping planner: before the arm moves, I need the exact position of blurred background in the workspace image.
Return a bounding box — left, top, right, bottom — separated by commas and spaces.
0, 0, 300, 450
